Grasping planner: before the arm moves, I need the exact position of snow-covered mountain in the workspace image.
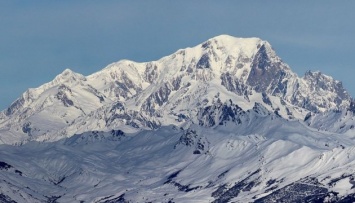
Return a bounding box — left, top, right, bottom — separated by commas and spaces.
0, 34, 352, 144
1, 34, 355, 202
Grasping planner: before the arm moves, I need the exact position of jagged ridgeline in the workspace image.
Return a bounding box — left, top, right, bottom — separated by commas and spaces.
1, 35, 355, 202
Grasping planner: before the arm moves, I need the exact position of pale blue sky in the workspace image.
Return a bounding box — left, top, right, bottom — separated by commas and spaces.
1, 1, 354, 110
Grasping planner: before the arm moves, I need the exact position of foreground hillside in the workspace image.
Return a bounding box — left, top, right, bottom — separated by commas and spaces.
1, 115, 355, 202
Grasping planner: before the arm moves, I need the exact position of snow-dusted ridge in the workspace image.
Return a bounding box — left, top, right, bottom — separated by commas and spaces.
1, 34, 355, 202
